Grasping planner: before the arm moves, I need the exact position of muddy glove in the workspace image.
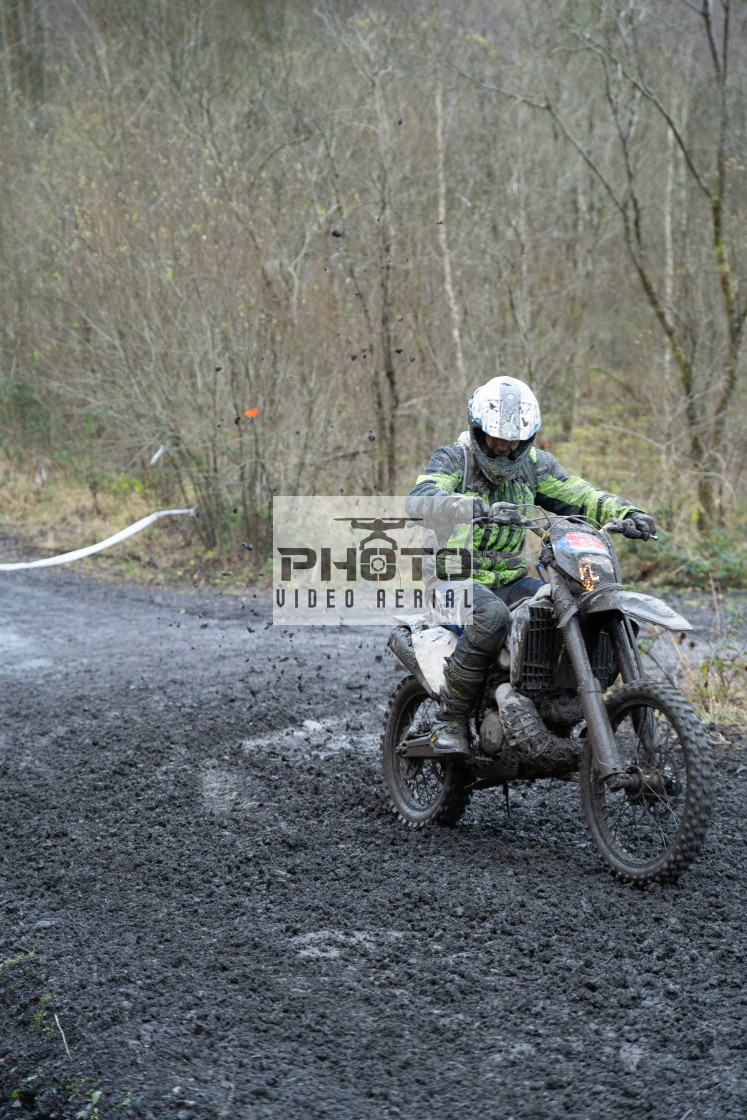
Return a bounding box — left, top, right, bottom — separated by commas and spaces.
488, 502, 523, 526
451, 496, 489, 523
623, 511, 656, 541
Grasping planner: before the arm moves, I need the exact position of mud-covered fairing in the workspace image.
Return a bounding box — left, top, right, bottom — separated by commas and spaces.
548, 520, 618, 591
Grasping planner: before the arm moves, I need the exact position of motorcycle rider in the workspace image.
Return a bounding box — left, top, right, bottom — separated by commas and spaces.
405, 376, 656, 757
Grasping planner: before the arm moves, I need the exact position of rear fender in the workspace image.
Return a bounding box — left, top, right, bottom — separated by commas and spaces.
411, 627, 458, 696
387, 625, 458, 698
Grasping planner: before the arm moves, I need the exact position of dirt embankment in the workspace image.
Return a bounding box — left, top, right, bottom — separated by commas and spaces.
1, 572, 745, 1119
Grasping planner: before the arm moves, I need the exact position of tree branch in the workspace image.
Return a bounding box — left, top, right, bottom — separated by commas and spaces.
435, 82, 466, 390
562, 18, 710, 197
700, 0, 722, 81
447, 62, 626, 215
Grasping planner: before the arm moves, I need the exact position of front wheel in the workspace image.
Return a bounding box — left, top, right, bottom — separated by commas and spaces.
580, 679, 714, 885
381, 675, 472, 828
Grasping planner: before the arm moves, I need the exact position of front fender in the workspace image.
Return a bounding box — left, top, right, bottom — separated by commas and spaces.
584, 589, 692, 631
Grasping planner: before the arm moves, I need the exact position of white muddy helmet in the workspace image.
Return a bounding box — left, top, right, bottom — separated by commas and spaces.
467, 376, 541, 483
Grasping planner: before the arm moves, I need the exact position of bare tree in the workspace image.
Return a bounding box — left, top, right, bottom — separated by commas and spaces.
2, 0, 744, 566
462, 0, 746, 525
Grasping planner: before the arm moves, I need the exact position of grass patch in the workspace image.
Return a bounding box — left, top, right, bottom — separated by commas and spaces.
0, 950, 36, 975
618, 523, 747, 590
639, 603, 747, 728
688, 611, 747, 727
1, 463, 744, 594
0, 470, 269, 592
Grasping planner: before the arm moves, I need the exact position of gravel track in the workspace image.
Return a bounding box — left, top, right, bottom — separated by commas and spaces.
0, 572, 745, 1119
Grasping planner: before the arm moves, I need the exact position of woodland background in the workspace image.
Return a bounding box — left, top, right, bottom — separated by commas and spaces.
1, 0, 745, 585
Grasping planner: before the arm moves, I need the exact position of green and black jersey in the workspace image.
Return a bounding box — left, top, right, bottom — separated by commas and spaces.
406, 439, 636, 590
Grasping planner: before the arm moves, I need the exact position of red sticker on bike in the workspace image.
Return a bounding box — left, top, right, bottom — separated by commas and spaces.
562, 533, 608, 554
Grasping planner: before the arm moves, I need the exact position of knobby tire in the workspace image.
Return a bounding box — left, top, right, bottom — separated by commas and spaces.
580, 679, 714, 885
381, 675, 472, 829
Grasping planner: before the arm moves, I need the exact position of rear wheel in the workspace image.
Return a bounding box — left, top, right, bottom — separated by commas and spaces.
580, 679, 714, 884
381, 675, 472, 828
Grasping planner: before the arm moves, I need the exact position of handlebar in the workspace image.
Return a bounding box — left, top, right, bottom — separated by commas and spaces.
472, 510, 546, 531
471, 507, 657, 541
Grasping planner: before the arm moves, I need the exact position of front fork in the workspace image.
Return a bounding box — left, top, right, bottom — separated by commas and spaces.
608, 615, 644, 683
548, 570, 628, 785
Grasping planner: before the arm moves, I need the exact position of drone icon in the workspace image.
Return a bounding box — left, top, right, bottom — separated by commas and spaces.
334, 516, 422, 549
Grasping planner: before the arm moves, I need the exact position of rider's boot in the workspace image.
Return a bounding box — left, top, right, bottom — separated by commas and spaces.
429, 638, 494, 757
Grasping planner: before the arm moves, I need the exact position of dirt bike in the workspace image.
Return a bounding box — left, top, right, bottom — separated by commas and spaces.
382, 507, 714, 885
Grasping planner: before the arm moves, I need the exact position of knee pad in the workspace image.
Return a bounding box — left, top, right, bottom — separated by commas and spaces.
465, 595, 510, 654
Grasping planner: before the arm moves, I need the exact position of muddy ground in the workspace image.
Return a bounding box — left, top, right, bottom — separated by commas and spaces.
0, 571, 745, 1120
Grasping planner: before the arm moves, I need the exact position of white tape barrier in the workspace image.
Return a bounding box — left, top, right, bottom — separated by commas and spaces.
0, 508, 196, 571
